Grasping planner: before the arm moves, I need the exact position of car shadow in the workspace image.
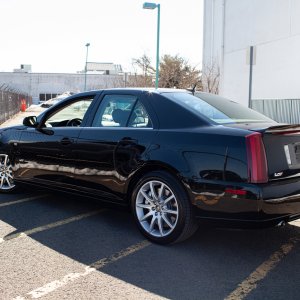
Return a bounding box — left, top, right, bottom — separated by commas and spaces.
1, 190, 300, 300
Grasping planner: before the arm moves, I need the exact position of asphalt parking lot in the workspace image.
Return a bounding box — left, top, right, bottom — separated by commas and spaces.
1, 188, 300, 300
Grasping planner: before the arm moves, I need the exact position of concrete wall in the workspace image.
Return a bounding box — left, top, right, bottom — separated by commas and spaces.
0, 72, 124, 104
203, 0, 300, 106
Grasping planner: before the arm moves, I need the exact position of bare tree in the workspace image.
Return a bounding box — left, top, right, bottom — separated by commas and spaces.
130, 54, 155, 87
132, 54, 155, 77
201, 61, 220, 94
159, 54, 201, 89
126, 73, 154, 88
130, 53, 201, 89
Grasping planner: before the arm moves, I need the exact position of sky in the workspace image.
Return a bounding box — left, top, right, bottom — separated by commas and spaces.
0, 0, 203, 74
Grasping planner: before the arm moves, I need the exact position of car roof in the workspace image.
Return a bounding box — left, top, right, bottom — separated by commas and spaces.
70, 88, 190, 98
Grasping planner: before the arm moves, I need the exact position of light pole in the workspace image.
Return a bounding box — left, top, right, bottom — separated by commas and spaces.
143, 2, 160, 89
84, 43, 90, 91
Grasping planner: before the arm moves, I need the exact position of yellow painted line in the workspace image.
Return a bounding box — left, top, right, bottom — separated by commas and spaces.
0, 209, 104, 244
13, 240, 151, 299
225, 236, 300, 300
0, 195, 47, 208
289, 219, 300, 227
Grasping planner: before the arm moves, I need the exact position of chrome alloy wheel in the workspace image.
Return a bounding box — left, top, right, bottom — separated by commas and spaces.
0, 154, 15, 191
135, 180, 179, 238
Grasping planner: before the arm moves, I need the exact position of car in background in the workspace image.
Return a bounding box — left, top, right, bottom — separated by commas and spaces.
40, 91, 75, 108
1, 88, 300, 244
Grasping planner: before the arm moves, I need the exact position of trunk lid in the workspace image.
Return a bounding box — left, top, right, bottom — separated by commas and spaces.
227, 123, 300, 181
261, 124, 300, 181
226, 123, 300, 181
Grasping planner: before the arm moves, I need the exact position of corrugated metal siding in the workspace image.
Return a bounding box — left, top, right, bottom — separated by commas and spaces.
251, 99, 300, 124
291, 101, 300, 124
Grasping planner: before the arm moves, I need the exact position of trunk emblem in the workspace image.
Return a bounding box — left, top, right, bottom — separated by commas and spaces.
274, 172, 283, 177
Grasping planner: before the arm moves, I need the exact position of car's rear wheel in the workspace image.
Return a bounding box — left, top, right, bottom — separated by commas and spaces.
0, 154, 16, 193
131, 171, 198, 244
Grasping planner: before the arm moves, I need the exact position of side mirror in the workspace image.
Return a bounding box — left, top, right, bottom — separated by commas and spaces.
23, 116, 38, 127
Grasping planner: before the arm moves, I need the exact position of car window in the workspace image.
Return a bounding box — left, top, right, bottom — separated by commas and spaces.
44, 98, 93, 127
163, 92, 275, 125
128, 101, 153, 128
92, 95, 137, 127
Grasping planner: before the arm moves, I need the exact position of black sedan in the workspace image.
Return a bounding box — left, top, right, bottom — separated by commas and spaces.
1, 88, 300, 244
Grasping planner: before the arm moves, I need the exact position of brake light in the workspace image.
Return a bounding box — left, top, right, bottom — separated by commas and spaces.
246, 132, 268, 183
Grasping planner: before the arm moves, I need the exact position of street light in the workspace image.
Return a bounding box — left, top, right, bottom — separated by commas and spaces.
143, 2, 160, 89
84, 43, 90, 91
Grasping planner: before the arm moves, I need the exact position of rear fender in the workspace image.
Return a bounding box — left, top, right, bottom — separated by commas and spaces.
125, 159, 186, 203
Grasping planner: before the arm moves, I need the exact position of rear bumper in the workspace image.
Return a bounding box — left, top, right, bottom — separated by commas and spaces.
188, 178, 300, 226
260, 178, 300, 224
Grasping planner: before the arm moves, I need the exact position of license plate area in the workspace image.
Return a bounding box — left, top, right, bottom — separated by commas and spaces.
285, 143, 300, 168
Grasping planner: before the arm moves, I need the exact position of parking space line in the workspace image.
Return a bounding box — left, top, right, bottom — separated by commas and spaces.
13, 240, 150, 299
225, 236, 300, 300
290, 220, 300, 227
0, 195, 47, 208
0, 209, 104, 244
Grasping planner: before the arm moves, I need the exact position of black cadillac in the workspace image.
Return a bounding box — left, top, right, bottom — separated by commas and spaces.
1, 88, 300, 244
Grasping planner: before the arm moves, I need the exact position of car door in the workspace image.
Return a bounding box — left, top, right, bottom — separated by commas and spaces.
74, 91, 158, 203
15, 95, 96, 186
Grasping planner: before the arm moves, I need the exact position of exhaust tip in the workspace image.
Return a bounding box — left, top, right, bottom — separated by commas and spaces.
277, 221, 286, 227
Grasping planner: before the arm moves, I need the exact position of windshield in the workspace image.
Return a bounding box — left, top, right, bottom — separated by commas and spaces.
162, 92, 275, 125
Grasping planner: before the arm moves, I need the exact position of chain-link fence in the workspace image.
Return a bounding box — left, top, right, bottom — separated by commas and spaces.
0, 85, 32, 125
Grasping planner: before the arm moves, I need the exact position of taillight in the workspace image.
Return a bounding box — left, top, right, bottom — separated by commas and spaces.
246, 132, 268, 183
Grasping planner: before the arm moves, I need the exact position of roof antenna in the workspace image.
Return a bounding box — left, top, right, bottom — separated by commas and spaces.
187, 82, 198, 95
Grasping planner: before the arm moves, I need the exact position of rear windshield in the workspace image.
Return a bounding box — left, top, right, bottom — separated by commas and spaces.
162, 92, 275, 125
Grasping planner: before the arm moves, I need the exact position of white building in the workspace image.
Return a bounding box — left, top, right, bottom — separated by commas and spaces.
0, 63, 126, 104
203, 0, 300, 123
86, 62, 123, 75
0, 71, 125, 104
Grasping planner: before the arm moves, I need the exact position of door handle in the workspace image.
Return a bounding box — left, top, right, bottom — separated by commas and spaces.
60, 137, 74, 145
120, 137, 138, 144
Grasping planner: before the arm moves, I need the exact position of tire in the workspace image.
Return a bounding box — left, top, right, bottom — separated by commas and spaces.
0, 154, 17, 193
131, 171, 198, 244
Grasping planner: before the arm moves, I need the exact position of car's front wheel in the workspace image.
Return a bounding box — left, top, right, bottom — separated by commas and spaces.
131, 171, 198, 244
0, 154, 16, 193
